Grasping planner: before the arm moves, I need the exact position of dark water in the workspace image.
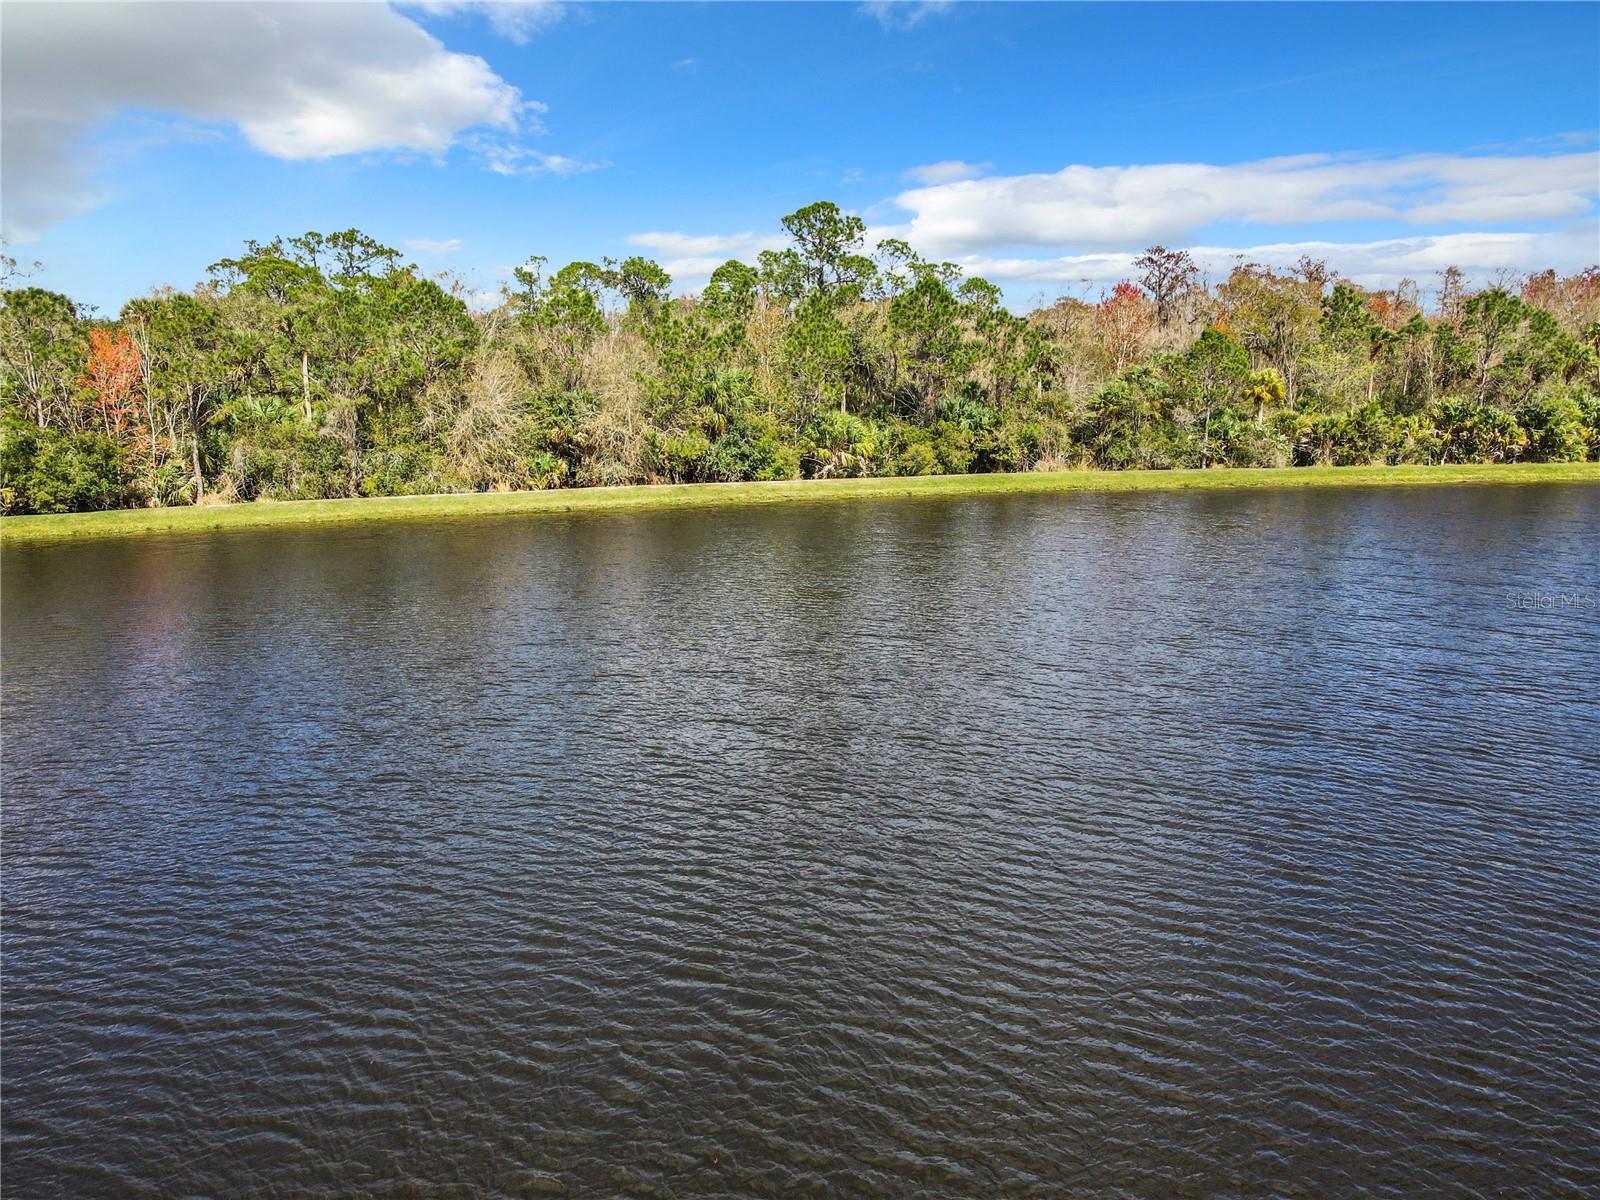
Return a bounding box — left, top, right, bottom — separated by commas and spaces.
4, 484, 1599, 1199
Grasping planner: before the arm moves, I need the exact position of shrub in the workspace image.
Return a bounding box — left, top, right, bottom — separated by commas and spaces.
1432, 400, 1524, 463
929, 421, 976, 474
227, 425, 348, 500
1577, 392, 1600, 460
1518, 391, 1589, 463
894, 439, 941, 476
647, 427, 714, 482
703, 415, 800, 482
360, 443, 454, 496
0, 419, 130, 514
799, 410, 879, 478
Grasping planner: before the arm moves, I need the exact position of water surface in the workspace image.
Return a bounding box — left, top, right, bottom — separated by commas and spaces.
4, 484, 1599, 1197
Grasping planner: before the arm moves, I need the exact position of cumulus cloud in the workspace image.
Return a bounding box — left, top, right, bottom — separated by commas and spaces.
0, 2, 531, 241
859, 2, 954, 32
405, 237, 464, 254
892, 151, 1600, 253
903, 160, 992, 185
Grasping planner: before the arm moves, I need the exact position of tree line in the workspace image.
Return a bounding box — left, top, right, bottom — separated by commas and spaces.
3, 202, 1598, 514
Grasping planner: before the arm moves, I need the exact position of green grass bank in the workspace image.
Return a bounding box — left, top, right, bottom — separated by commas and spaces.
4, 462, 1597, 545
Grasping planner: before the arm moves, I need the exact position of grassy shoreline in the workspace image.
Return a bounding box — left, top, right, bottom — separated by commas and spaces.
4, 462, 1597, 544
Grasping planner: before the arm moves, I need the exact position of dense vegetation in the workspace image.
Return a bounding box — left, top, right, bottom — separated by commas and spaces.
3, 202, 1598, 514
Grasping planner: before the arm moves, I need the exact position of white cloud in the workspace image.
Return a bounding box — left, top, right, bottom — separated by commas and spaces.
903, 160, 992, 185
625, 230, 787, 281
477, 142, 609, 177
1, 1, 529, 241
406, 1, 567, 45
952, 225, 1600, 293
405, 237, 464, 254
628, 216, 1596, 300
631, 143, 1598, 299
892, 151, 1600, 254
627, 231, 766, 257
860, 2, 954, 32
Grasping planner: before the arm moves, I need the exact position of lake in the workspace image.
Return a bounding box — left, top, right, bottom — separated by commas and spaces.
3, 483, 1598, 1198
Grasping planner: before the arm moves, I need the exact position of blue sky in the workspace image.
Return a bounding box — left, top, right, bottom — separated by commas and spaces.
4, 1, 1597, 313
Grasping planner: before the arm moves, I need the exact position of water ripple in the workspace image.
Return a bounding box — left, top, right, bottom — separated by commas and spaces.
4, 484, 1598, 1198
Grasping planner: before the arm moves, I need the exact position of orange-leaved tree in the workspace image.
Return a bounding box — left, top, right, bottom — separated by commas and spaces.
1097, 282, 1154, 374
83, 327, 143, 439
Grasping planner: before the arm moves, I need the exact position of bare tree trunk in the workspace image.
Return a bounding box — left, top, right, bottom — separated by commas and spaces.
146, 395, 160, 504
24, 358, 47, 426
188, 389, 204, 499
301, 351, 312, 421
340, 404, 361, 497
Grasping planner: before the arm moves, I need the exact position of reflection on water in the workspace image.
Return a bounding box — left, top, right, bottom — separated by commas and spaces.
4, 484, 1598, 1197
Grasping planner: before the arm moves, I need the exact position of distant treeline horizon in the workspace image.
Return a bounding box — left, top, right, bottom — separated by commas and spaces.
3, 201, 1598, 515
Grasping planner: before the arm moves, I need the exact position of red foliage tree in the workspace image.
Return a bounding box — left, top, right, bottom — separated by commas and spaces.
1097, 281, 1155, 372
82, 327, 142, 438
